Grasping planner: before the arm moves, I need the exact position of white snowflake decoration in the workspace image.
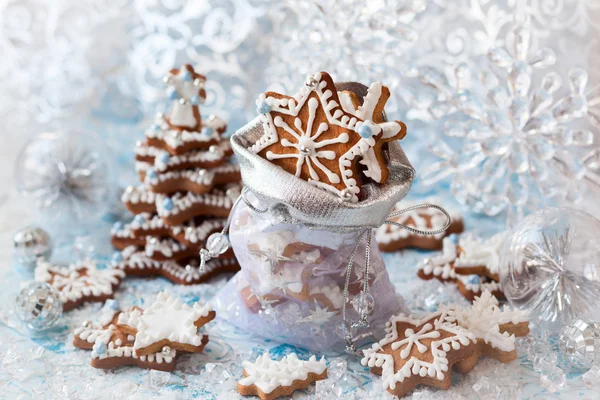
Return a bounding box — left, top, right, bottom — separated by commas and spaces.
415, 25, 599, 223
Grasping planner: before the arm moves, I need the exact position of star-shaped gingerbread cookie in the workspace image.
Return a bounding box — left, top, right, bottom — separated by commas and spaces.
361, 309, 476, 397
116, 290, 215, 357
251, 71, 397, 202
338, 82, 407, 183
73, 300, 181, 371
35, 259, 125, 312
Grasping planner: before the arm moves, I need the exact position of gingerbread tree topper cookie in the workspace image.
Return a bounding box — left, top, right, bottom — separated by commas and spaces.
251, 71, 395, 202
361, 310, 476, 398
164, 64, 206, 131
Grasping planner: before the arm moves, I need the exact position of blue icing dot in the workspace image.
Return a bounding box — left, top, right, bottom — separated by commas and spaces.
257, 101, 271, 114
358, 123, 373, 138
112, 221, 123, 231
111, 252, 123, 264
448, 233, 459, 244
201, 127, 214, 136
93, 341, 107, 355
105, 299, 120, 311
133, 214, 146, 225
190, 95, 200, 105
162, 197, 174, 211
151, 123, 161, 132
467, 275, 481, 285
157, 152, 170, 164
167, 88, 179, 100
146, 168, 158, 180
180, 69, 192, 81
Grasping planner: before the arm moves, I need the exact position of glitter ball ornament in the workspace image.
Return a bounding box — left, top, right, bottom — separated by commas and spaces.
499, 207, 600, 333
12, 226, 52, 265
15, 281, 63, 331
417, 25, 598, 222
559, 319, 600, 371
14, 131, 114, 224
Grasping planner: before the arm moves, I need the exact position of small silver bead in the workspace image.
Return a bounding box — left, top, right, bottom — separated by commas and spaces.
161, 346, 171, 355
208, 145, 217, 153
179, 98, 187, 105
162, 76, 171, 85
82, 320, 92, 328
305, 76, 318, 88
341, 189, 353, 201
193, 78, 204, 87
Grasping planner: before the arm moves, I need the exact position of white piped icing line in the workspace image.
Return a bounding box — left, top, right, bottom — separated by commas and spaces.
252, 72, 388, 203
361, 310, 475, 390
238, 353, 327, 395
35, 259, 125, 304
130, 213, 226, 245
454, 233, 506, 275
156, 183, 241, 218
118, 291, 213, 351
376, 198, 462, 244
121, 185, 157, 206
443, 290, 529, 353
144, 163, 240, 188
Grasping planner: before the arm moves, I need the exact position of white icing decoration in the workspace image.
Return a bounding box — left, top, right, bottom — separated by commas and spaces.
238, 353, 327, 394
145, 114, 225, 149
155, 183, 240, 218
454, 233, 506, 275
35, 259, 124, 304
144, 163, 240, 187
443, 290, 529, 353
167, 68, 204, 128
118, 291, 212, 350
419, 237, 458, 279
361, 311, 474, 390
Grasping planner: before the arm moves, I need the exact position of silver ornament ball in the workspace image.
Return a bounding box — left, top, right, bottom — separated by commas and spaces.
15, 281, 63, 331
559, 319, 600, 371
13, 226, 52, 265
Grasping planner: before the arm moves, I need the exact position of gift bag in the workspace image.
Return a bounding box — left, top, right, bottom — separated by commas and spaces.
211, 78, 424, 353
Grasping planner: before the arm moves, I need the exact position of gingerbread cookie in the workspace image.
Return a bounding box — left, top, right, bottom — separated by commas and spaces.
361, 309, 477, 397
35, 259, 125, 312
142, 163, 241, 195
453, 233, 505, 281
73, 301, 179, 371
164, 64, 206, 131
376, 199, 464, 252
237, 353, 327, 400
444, 290, 530, 369
145, 113, 225, 155
135, 140, 232, 172
115, 290, 214, 356
417, 237, 504, 301
112, 245, 239, 285
121, 185, 158, 214
156, 183, 241, 226
338, 82, 407, 183
251, 71, 404, 202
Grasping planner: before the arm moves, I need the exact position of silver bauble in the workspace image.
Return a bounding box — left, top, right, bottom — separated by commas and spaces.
15, 281, 63, 331
13, 226, 52, 265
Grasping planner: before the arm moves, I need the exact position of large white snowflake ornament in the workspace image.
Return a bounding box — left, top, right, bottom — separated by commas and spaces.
415, 25, 599, 223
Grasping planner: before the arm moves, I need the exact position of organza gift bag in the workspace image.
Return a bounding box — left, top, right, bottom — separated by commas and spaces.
212, 81, 422, 353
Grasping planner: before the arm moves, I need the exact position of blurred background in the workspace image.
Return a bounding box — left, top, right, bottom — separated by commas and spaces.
1, 0, 599, 231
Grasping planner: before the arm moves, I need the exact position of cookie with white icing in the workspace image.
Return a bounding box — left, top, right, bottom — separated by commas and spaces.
338, 83, 407, 183
237, 353, 327, 400
141, 163, 241, 196
417, 237, 505, 302
116, 290, 215, 357
35, 259, 125, 312
135, 139, 232, 172
453, 233, 505, 281
252, 71, 404, 203
73, 301, 181, 371
361, 309, 477, 398
444, 290, 530, 368
112, 245, 239, 285
376, 198, 464, 252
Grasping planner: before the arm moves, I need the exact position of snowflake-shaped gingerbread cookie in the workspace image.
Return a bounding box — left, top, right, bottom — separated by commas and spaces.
116, 290, 215, 356
237, 353, 327, 400
35, 259, 125, 311
252, 71, 404, 202
361, 310, 476, 398
444, 290, 530, 367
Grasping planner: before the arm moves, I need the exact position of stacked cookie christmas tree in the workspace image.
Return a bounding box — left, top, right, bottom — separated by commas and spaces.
111, 64, 241, 284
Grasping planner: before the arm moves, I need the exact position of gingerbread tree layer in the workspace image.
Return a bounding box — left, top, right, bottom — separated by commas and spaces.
111, 64, 241, 284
